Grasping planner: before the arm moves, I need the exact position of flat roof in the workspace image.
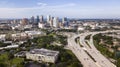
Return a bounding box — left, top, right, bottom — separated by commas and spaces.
29, 48, 59, 56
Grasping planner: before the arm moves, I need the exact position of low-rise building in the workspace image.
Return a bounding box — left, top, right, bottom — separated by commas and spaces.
78, 26, 85, 31
24, 24, 33, 29
14, 51, 27, 57
25, 31, 42, 36
38, 23, 45, 29
5, 45, 19, 49
0, 34, 6, 41
12, 33, 28, 41
26, 48, 59, 63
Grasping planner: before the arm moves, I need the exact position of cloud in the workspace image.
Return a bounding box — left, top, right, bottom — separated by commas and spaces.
66, 3, 76, 6
0, 2, 76, 18
47, 3, 76, 8
0, 3, 76, 10
37, 2, 47, 7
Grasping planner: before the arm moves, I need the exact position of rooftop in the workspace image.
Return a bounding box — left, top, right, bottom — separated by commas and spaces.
29, 48, 59, 56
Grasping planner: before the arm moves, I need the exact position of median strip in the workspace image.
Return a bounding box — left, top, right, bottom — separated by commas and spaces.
84, 50, 96, 62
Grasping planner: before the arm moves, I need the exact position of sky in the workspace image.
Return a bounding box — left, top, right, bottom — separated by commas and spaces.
0, 0, 120, 19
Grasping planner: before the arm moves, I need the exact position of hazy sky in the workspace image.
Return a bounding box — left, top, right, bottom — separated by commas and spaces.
0, 0, 120, 18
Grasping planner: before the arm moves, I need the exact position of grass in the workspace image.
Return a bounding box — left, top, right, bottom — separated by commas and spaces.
0, 52, 24, 67
0, 52, 9, 61
11, 58, 24, 65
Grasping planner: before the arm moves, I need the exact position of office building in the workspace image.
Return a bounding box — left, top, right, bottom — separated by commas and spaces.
40, 15, 44, 23
49, 19, 53, 27
36, 16, 40, 23
62, 17, 67, 24
26, 48, 59, 63
62, 17, 69, 27
53, 17, 59, 28
30, 16, 35, 23
47, 15, 51, 23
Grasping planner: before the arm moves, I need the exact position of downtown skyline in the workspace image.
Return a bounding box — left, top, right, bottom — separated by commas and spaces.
0, 0, 120, 19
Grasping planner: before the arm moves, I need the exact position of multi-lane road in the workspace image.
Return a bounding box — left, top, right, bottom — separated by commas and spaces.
67, 30, 118, 67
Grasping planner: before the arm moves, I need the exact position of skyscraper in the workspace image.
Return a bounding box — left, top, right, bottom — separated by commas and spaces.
47, 15, 51, 24
36, 16, 40, 23
62, 17, 69, 27
49, 19, 53, 27
53, 17, 59, 28
62, 17, 67, 24
30, 16, 35, 23
40, 15, 44, 23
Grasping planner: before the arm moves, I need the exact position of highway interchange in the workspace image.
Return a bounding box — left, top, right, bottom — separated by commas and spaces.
67, 30, 119, 67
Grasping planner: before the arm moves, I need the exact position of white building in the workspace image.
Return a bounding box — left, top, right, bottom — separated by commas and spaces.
40, 15, 44, 22
49, 20, 53, 27
12, 33, 27, 37
0, 45, 19, 50
62, 17, 67, 24
26, 48, 59, 63
83, 23, 89, 26
38, 23, 45, 28
53, 17, 59, 28
78, 26, 85, 31
25, 31, 42, 36
11, 33, 28, 41
5, 45, 19, 49
0, 34, 6, 41
24, 24, 33, 29
47, 15, 51, 24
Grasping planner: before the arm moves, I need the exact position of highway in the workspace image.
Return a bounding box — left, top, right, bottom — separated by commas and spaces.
67, 30, 118, 67
68, 36, 98, 67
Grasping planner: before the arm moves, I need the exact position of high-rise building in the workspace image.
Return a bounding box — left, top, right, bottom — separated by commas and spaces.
47, 15, 51, 23
49, 19, 53, 27
36, 16, 40, 23
62, 17, 67, 24
53, 17, 59, 28
62, 17, 69, 27
40, 15, 44, 23
30, 16, 35, 23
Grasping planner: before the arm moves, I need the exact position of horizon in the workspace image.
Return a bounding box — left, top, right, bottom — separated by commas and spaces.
0, 17, 120, 20
0, 0, 120, 18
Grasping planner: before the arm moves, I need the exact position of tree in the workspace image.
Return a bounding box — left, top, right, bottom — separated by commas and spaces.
68, 62, 82, 67
0, 62, 7, 67
117, 58, 120, 67
5, 33, 12, 40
